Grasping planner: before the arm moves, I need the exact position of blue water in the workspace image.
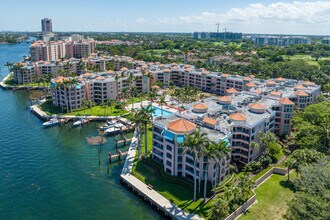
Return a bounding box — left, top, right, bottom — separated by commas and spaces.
0, 39, 163, 219
152, 106, 173, 118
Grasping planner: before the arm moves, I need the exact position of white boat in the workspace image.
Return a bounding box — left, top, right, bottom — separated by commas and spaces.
99, 120, 117, 131
114, 122, 125, 128
43, 118, 61, 127
104, 127, 121, 135
73, 118, 88, 127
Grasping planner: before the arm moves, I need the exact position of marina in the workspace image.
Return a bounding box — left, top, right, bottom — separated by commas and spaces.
0, 40, 163, 220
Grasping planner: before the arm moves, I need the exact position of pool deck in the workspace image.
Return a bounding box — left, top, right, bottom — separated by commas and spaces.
120, 130, 203, 220
126, 101, 178, 114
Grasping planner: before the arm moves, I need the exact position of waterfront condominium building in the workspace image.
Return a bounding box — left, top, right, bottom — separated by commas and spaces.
50, 70, 150, 111
50, 76, 86, 112
30, 40, 96, 62
152, 115, 231, 186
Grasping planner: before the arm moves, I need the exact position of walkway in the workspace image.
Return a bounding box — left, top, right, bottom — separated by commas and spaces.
120, 130, 203, 220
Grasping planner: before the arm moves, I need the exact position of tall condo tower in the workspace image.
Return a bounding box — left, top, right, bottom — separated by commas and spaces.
41, 18, 52, 33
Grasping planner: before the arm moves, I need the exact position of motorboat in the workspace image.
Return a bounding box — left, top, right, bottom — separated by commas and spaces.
104, 127, 121, 135
42, 117, 64, 127
99, 120, 117, 131
73, 118, 88, 127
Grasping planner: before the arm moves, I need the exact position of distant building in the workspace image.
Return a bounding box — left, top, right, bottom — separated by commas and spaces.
321, 37, 330, 45
193, 32, 242, 40
41, 18, 53, 33
30, 40, 96, 62
252, 35, 311, 46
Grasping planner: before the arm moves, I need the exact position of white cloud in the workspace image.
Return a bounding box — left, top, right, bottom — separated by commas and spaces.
152, 1, 330, 34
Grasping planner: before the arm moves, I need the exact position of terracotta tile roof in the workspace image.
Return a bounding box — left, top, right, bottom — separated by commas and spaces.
218, 96, 232, 102
202, 70, 210, 74
163, 68, 171, 73
167, 118, 196, 133
278, 98, 295, 105
266, 80, 276, 85
303, 81, 315, 86
193, 103, 208, 109
294, 91, 309, 96
229, 113, 247, 121
95, 76, 106, 80
222, 74, 230, 77
294, 85, 306, 90
270, 91, 282, 97
253, 90, 262, 94
275, 77, 286, 81
203, 117, 217, 125
54, 76, 69, 83
243, 77, 252, 81
151, 85, 160, 89
226, 88, 238, 94
120, 67, 128, 71
83, 72, 92, 77
249, 103, 267, 110
246, 82, 257, 87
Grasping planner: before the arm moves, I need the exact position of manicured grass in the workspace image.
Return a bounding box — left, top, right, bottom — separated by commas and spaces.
213, 41, 243, 48
66, 105, 126, 116
4, 77, 49, 87
39, 100, 128, 116
239, 172, 296, 220
283, 54, 330, 67
132, 158, 213, 219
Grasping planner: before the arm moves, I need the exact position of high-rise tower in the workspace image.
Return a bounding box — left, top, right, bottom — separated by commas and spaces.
41, 18, 52, 33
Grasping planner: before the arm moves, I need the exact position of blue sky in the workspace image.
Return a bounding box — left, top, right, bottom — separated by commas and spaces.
1, 0, 329, 34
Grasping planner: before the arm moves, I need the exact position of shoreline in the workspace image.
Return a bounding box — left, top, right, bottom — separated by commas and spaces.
0, 73, 49, 90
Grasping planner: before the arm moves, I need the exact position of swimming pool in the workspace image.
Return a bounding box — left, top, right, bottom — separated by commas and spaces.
152, 106, 173, 118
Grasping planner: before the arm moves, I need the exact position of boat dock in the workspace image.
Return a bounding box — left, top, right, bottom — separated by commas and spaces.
108, 150, 128, 164
120, 130, 203, 220
115, 136, 133, 147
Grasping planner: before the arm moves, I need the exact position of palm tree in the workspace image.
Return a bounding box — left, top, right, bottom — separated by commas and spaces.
89, 100, 95, 115
138, 104, 154, 157
258, 131, 278, 155
130, 87, 138, 110
4, 61, 14, 72
107, 99, 115, 115
147, 92, 156, 102
101, 102, 107, 116
82, 100, 89, 116
209, 196, 230, 220
181, 129, 208, 201
130, 110, 144, 158
284, 157, 295, 182
159, 95, 166, 116
208, 140, 230, 193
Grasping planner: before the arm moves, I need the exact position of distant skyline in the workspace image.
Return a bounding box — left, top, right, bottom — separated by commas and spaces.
1, 0, 330, 35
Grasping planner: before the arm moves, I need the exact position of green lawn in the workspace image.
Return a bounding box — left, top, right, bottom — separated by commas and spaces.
4, 77, 49, 87
132, 158, 213, 219
39, 100, 128, 116
283, 54, 330, 67
213, 41, 243, 48
239, 172, 296, 220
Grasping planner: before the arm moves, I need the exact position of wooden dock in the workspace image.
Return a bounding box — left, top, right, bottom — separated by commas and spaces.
108, 150, 128, 164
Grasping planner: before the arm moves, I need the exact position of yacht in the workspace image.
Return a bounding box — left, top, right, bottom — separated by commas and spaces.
42, 117, 63, 127
99, 120, 117, 131
73, 118, 88, 127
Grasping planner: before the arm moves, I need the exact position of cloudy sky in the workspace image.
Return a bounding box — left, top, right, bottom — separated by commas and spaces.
1, 0, 329, 35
